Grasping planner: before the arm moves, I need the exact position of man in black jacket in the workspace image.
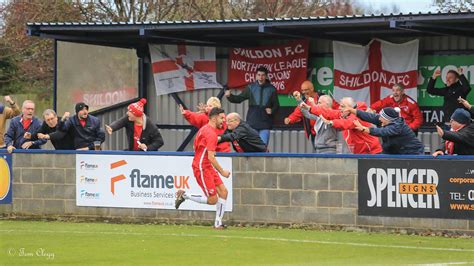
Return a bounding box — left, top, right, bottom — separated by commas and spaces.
105, 98, 164, 151
34, 109, 75, 150
61, 102, 105, 150
433, 108, 474, 156
218, 112, 267, 152
427, 68, 471, 123
225, 66, 279, 145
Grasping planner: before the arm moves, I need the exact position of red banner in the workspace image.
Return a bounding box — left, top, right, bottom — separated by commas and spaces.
227, 40, 309, 94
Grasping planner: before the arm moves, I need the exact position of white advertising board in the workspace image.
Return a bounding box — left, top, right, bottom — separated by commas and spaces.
76, 154, 232, 211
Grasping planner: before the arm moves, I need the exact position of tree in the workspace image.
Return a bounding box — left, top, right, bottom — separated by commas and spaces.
432, 0, 474, 12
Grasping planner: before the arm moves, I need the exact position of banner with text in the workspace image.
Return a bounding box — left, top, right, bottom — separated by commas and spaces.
0, 152, 12, 204
228, 39, 309, 94
76, 154, 233, 211
311, 55, 474, 125
358, 159, 474, 220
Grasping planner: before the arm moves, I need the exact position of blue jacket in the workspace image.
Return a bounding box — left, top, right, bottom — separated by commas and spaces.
356, 110, 424, 155
61, 115, 105, 149
227, 81, 279, 130
4, 116, 46, 149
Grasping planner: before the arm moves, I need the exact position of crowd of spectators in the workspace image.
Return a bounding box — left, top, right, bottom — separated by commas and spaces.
2, 68, 473, 156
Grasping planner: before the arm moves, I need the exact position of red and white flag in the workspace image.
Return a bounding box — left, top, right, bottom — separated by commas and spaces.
333, 39, 419, 104
149, 44, 222, 96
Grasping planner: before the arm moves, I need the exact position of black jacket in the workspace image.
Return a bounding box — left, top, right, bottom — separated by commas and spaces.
33, 118, 75, 150
357, 110, 424, 155
109, 115, 164, 151
427, 75, 472, 122
219, 120, 267, 152
61, 115, 105, 149
227, 81, 279, 130
437, 123, 474, 155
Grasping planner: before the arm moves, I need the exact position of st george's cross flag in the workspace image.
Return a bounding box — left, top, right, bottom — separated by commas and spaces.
333, 39, 419, 104
149, 44, 222, 96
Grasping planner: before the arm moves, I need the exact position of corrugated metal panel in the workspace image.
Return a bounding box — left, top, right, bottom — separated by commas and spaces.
95, 105, 129, 151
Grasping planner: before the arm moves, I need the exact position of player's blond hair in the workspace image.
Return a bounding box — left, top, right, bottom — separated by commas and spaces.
206, 97, 221, 108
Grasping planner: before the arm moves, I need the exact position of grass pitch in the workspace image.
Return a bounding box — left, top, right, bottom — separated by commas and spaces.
1, 220, 474, 265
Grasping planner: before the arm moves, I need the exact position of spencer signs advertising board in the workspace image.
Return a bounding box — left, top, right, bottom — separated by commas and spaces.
358, 159, 474, 219
76, 154, 233, 211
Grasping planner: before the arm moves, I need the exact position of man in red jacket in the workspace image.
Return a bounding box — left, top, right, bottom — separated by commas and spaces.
370, 84, 423, 133
284, 81, 321, 141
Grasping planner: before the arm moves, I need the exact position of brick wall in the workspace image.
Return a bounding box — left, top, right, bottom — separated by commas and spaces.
1, 153, 473, 234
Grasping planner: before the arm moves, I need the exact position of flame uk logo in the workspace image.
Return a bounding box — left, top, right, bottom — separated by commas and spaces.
110, 160, 127, 195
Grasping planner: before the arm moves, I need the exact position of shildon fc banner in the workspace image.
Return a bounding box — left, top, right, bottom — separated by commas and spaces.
359, 159, 474, 220
76, 154, 232, 211
149, 44, 223, 96
333, 39, 419, 105
227, 39, 309, 94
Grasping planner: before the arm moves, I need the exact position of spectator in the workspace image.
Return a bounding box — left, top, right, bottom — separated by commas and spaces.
370, 83, 423, 133
0, 95, 20, 147
218, 113, 267, 152
61, 102, 105, 150
432, 108, 474, 156
299, 95, 337, 153
458, 97, 474, 118
106, 98, 164, 151
427, 68, 471, 123
347, 107, 424, 155
5, 100, 46, 153
179, 96, 231, 152
225, 66, 279, 145
301, 97, 382, 154
284, 81, 321, 142
34, 109, 75, 150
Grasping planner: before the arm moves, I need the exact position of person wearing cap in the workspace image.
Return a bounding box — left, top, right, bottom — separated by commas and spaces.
61, 102, 105, 150
345, 106, 424, 154
5, 100, 46, 153
105, 98, 164, 151
432, 108, 474, 156
0, 95, 20, 148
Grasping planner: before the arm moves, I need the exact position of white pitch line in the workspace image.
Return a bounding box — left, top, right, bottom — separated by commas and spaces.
1, 229, 474, 253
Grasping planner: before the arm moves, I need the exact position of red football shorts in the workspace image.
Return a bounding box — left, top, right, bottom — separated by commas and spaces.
193, 166, 223, 197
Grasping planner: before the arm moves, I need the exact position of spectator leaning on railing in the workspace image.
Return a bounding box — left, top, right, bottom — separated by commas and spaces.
106, 98, 164, 151
298, 95, 337, 154
218, 112, 267, 153
0, 95, 20, 148
179, 96, 231, 152
427, 68, 471, 123
5, 100, 46, 153
432, 108, 474, 156
225, 66, 279, 145
346, 106, 424, 155
34, 109, 75, 150
61, 102, 105, 150
300, 97, 382, 154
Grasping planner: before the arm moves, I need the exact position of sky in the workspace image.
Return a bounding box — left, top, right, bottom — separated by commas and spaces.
355, 0, 439, 14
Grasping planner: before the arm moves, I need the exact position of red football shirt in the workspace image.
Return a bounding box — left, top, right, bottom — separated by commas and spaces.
192, 124, 218, 169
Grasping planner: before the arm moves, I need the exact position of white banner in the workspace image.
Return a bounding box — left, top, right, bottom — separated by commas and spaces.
76, 154, 233, 211
333, 39, 419, 105
149, 44, 222, 96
